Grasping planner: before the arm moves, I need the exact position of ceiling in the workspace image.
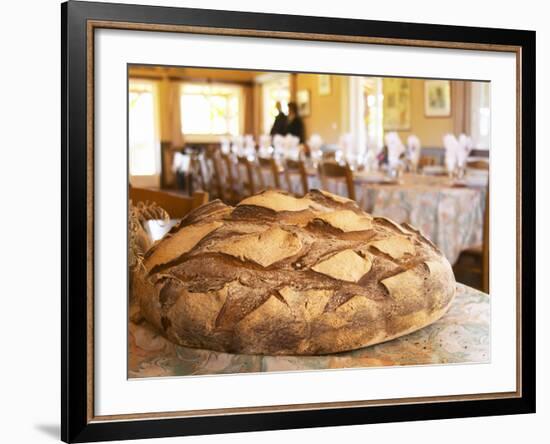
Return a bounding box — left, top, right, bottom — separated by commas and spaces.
128, 65, 267, 83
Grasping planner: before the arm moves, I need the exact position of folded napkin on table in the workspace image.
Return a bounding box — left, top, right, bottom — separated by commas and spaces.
231, 135, 244, 155
339, 133, 353, 155
443, 133, 459, 172
171, 152, 190, 173
220, 136, 231, 154
384, 132, 405, 168
244, 134, 256, 158
272, 134, 285, 156
457, 134, 473, 168
308, 134, 323, 152
407, 135, 422, 167
308, 134, 323, 164
284, 134, 301, 160
258, 134, 273, 158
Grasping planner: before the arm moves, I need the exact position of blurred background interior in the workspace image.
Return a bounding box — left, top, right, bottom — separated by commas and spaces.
128, 65, 490, 292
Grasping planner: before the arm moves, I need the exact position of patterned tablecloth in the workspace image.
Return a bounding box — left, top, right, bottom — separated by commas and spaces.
287, 171, 486, 265
128, 283, 490, 378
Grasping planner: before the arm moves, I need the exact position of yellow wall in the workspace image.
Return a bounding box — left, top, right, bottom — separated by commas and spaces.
295, 74, 349, 145
391, 79, 461, 148
294, 75, 465, 148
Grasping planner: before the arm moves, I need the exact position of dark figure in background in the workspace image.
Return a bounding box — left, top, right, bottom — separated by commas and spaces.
285, 101, 305, 143
270, 101, 287, 136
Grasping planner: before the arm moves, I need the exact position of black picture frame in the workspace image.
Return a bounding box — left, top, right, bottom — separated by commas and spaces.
62, 1, 536, 442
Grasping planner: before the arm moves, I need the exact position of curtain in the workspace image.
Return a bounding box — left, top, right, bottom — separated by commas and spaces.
169, 82, 184, 148
242, 84, 254, 136
159, 81, 184, 188
253, 84, 263, 138
451, 80, 472, 135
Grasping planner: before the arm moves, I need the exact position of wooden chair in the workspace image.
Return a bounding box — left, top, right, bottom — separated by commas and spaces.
284, 158, 309, 196
257, 157, 282, 189
237, 155, 258, 196
188, 152, 207, 194
466, 159, 490, 170
419, 155, 438, 168
203, 150, 224, 200
129, 187, 208, 219
318, 161, 356, 201
321, 151, 339, 165
453, 187, 489, 293
220, 153, 240, 202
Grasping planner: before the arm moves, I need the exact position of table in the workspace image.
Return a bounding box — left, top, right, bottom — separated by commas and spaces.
128, 283, 490, 378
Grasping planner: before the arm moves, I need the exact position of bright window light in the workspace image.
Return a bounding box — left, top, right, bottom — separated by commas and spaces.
129, 80, 159, 176
180, 83, 241, 136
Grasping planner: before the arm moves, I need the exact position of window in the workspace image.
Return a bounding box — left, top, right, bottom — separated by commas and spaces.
180, 83, 241, 136
345, 76, 383, 160
261, 75, 290, 134
363, 77, 384, 152
470, 82, 491, 150
129, 80, 159, 176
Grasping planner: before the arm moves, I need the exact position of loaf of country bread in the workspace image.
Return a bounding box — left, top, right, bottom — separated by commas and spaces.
131, 189, 456, 355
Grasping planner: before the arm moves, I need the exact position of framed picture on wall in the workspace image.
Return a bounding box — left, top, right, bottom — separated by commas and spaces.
318, 74, 331, 95
297, 89, 311, 116
383, 78, 411, 130
425, 79, 452, 117
62, 1, 535, 442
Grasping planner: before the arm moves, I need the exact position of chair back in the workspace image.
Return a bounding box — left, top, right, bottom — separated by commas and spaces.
467, 159, 490, 170
258, 157, 281, 189
129, 187, 208, 219
189, 152, 207, 193
204, 150, 224, 200
419, 155, 438, 168
237, 155, 257, 196
220, 152, 239, 202
284, 159, 309, 196
318, 162, 355, 201
322, 151, 338, 162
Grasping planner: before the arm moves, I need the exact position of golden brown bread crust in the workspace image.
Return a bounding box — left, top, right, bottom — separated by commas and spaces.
131, 189, 456, 355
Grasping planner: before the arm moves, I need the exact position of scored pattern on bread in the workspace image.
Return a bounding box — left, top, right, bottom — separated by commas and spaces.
133, 189, 456, 355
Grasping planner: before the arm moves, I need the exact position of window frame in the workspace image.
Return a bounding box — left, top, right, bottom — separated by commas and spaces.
128, 78, 161, 181
179, 82, 244, 141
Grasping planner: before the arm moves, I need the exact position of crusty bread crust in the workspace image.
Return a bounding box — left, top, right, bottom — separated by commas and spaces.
132, 190, 456, 355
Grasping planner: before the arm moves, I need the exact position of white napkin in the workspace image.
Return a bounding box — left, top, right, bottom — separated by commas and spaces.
308, 133, 323, 164
457, 134, 473, 167
337, 133, 354, 164
364, 148, 378, 172
171, 152, 190, 173
258, 134, 273, 158
272, 134, 285, 156
259, 134, 271, 149
231, 135, 244, 155
443, 133, 459, 172
284, 134, 301, 160
384, 132, 405, 168
308, 134, 323, 152
220, 137, 231, 154
407, 135, 422, 167
244, 134, 256, 158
